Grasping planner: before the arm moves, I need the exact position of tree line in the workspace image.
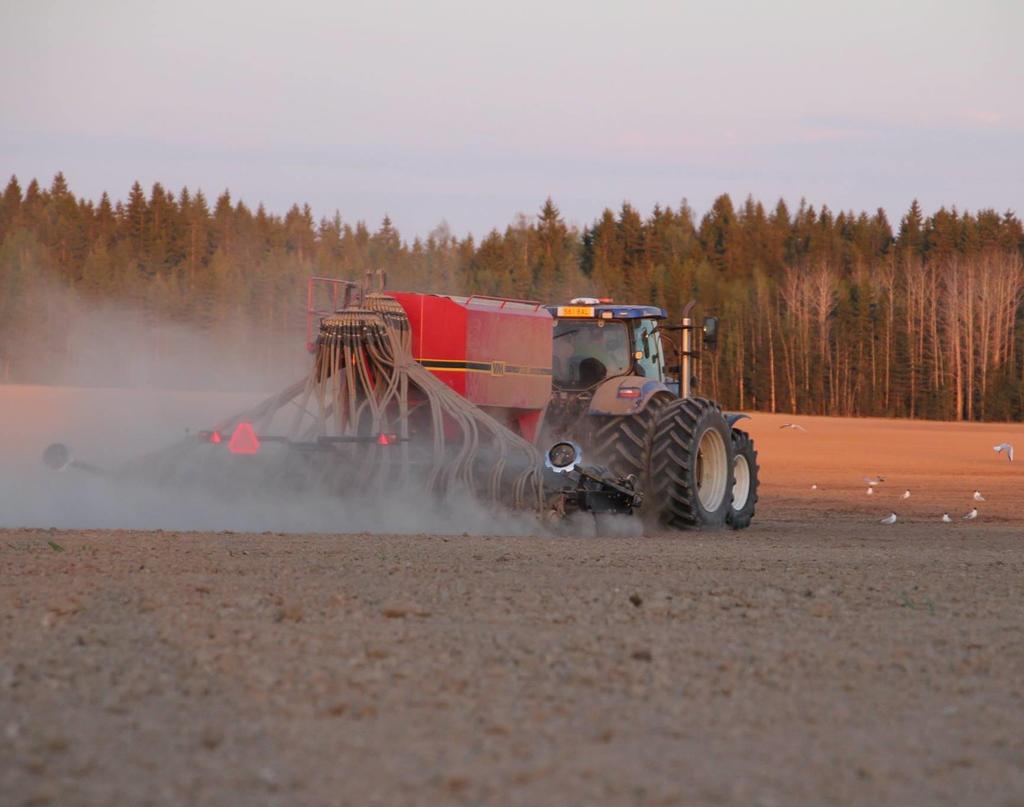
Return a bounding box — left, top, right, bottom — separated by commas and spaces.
2, 173, 1023, 420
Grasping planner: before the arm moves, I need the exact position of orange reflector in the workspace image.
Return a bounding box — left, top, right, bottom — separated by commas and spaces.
229, 422, 261, 454
377, 433, 390, 446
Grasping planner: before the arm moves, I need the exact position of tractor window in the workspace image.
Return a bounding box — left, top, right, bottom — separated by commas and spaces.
553, 320, 631, 387
634, 318, 662, 381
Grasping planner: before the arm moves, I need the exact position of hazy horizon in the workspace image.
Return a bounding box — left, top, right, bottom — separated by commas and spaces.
2, 0, 1022, 238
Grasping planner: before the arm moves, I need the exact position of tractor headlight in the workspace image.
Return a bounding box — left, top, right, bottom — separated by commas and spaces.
545, 440, 582, 474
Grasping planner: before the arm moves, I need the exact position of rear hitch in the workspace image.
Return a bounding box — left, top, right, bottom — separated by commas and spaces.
544, 440, 643, 517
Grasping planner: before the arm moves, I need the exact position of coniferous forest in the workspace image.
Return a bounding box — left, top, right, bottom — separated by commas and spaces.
2, 173, 1023, 420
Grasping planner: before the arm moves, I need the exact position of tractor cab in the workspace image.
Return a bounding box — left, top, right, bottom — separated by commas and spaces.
547, 298, 674, 391
544, 298, 680, 430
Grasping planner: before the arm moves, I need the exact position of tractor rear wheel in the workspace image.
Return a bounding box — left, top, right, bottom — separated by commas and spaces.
726, 428, 759, 530
589, 395, 671, 480
647, 397, 734, 530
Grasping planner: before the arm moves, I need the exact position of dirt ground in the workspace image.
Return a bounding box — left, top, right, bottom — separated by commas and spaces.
2, 389, 1024, 805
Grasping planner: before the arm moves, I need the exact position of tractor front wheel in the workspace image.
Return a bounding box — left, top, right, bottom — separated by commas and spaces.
647, 397, 734, 530
726, 428, 759, 530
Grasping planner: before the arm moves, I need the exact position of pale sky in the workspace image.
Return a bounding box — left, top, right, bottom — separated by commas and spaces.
2, 0, 1021, 238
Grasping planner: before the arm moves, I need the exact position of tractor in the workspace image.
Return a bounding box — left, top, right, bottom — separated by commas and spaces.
42, 278, 759, 532
542, 297, 758, 530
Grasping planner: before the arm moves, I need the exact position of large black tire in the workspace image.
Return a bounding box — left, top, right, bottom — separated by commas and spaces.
726, 428, 759, 530
588, 394, 671, 480
647, 397, 734, 530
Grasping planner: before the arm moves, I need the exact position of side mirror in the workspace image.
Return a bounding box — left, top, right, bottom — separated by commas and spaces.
702, 317, 719, 350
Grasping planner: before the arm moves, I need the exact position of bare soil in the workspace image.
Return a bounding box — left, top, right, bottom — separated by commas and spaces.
2, 391, 1024, 805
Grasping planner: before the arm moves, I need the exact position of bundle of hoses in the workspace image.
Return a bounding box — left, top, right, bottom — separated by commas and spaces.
292, 293, 544, 511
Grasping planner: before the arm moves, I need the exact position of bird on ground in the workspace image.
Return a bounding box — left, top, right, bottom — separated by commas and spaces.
941, 513, 952, 523
993, 443, 1014, 462
901, 489, 911, 499
963, 508, 978, 520
973, 490, 986, 502
780, 423, 807, 431
880, 512, 898, 524
867, 487, 875, 495
810, 484, 819, 490
864, 476, 886, 487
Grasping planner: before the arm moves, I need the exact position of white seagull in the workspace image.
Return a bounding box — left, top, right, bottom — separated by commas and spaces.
780, 423, 807, 431
993, 443, 1014, 462
901, 489, 911, 499
810, 483, 819, 490
973, 490, 986, 502
962, 508, 978, 521
864, 475, 886, 487
880, 512, 897, 525
941, 513, 952, 523
867, 487, 875, 496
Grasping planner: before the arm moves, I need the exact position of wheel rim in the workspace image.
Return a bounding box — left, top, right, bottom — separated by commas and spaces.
732, 453, 750, 512
695, 427, 729, 511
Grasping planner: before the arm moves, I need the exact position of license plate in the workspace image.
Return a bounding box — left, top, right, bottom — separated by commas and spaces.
556, 306, 595, 317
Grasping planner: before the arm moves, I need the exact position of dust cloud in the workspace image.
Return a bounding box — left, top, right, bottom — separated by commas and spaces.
0, 282, 551, 536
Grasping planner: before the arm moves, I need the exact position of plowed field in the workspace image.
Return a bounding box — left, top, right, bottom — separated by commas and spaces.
2, 386, 1023, 805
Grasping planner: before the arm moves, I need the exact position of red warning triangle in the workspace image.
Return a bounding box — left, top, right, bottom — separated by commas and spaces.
228, 421, 261, 455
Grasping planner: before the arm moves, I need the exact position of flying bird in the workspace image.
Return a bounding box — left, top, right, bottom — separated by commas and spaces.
880, 512, 897, 525
973, 490, 986, 502
994, 443, 1014, 462
780, 423, 807, 431
901, 489, 911, 499
864, 476, 886, 487
962, 508, 978, 521
941, 513, 952, 523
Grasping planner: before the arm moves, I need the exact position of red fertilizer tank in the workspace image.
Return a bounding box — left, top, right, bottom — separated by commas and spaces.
387, 292, 553, 442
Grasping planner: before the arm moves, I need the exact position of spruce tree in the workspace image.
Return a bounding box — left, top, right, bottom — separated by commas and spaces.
0, 175, 23, 236
125, 181, 148, 266
897, 200, 924, 255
